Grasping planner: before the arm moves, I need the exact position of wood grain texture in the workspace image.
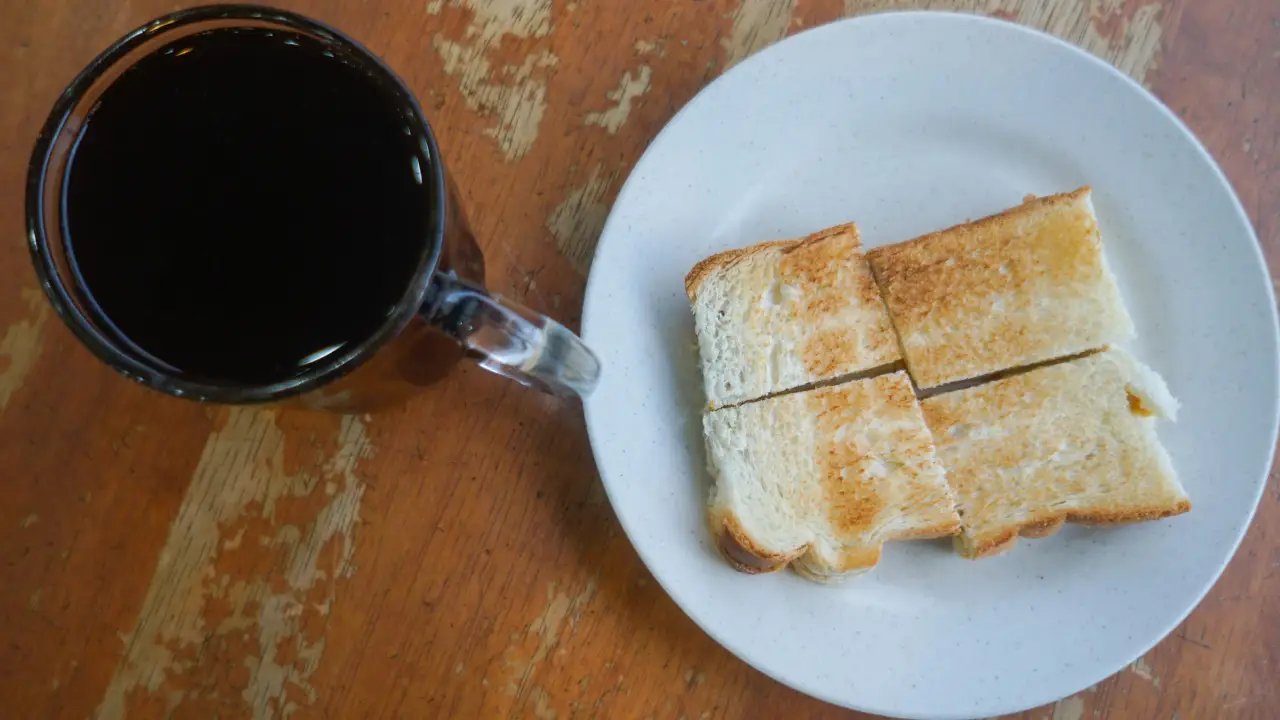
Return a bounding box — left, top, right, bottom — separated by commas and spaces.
0, 1, 1275, 719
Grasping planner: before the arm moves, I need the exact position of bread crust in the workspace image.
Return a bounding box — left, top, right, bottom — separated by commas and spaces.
685, 237, 800, 301
1016, 516, 1066, 539
794, 515, 963, 581
958, 501, 1193, 559
687, 223, 859, 298
712, 512, 965, 578
711, 511, 804, 573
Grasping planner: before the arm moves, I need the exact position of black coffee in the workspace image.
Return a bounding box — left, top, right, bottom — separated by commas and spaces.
64, 27, 435, 385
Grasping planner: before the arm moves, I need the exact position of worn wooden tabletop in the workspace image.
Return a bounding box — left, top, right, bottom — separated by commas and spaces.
1, 1, 1277, 718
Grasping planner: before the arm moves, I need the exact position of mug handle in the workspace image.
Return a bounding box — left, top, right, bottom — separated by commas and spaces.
422, 272, 601, 398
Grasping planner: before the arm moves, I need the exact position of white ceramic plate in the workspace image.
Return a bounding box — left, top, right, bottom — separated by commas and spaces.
581, 12, 1279, 719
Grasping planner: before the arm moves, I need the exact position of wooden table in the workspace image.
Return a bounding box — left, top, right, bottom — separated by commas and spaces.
1, 1, 1276, 718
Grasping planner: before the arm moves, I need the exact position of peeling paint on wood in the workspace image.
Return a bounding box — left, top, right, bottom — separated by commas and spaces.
0, 289, 50, 412
584, 65, 652, 135
1051, 694, 1087, 720
96, 410, 372, 719
431, 0, 557, 160
633, 38, 662, 56
722, 0, 797, 70
842, 0, 1165, 84
503, 579, 598, 709
1129, 654, 1160, 686
546, 164, 619, 275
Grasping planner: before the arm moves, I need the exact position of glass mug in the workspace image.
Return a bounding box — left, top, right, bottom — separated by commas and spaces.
25, 4, 599, 411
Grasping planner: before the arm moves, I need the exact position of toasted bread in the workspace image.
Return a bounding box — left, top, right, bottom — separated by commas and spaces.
704, 371, 960, 581
687, 224, 900, 409
920, 349, 1189, 558
867, 188, 1134, 390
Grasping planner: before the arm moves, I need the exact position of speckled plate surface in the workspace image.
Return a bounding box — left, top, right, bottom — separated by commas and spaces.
581, 12, 1279, 719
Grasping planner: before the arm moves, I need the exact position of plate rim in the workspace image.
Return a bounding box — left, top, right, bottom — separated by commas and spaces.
581, 10, 1280, 718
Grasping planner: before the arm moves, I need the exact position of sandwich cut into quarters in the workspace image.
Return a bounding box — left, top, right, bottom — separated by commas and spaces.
686, 223, 901, 409
704, 371, 961, 580
868, 187, 1135, 391
921, 348, 1190, 558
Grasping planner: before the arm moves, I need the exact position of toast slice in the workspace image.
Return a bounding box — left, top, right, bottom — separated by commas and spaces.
704, 371, 960, 581
920, 348, 1189, 559
686, 224, 900, 409
867, 187, 1134, 390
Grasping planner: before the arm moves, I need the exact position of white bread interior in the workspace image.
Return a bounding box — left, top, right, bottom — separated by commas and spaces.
704, 371, 960, 581
687, 224, 900, 409
921, 348, 1190, 558
868, 187, 1135, 390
